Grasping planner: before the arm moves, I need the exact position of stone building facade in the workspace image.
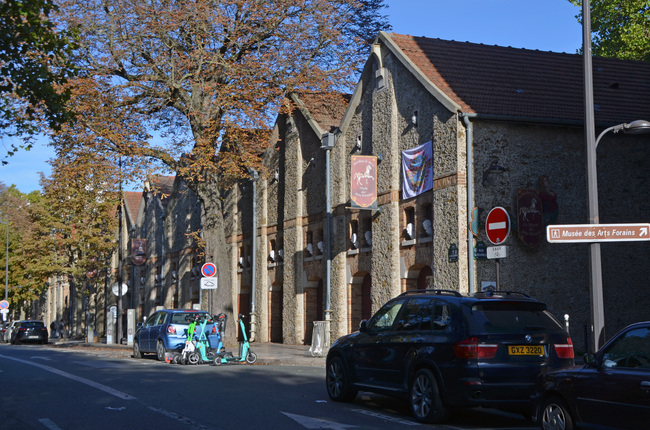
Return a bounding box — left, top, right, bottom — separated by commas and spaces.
101, 32, 650, 352
224, 32, 650, 352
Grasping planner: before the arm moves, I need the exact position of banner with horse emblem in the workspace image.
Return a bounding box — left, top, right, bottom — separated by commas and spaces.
350, 155, 377, 209
402, 141, 433, 199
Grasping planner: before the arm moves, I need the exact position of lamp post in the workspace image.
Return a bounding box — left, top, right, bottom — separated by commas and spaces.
587, 120, 650, 350
2, 218, 8, 322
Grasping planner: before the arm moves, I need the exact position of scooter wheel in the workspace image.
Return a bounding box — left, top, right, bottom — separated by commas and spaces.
246, 351, 257, 364
188, 352, 200, 365
213, 354, 224, 366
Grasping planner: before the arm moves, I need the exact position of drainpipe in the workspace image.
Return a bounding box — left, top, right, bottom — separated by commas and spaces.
321, 132, 337, 349
250, 170, 259, 342
461, 113, 476, 294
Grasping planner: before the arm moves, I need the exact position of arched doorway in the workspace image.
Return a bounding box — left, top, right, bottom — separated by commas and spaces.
349, 272, 371, 332
268, 282, 283, 343
304, 279, 323, 345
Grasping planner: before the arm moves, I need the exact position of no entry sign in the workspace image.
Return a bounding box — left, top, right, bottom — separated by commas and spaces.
486, 207, 511, 245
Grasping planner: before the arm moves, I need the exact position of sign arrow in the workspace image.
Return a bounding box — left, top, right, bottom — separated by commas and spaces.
641, 227, 648, 237
281, 412, 357, 429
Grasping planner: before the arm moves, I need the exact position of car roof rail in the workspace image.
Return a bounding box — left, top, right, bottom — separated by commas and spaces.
399, 289, 462, 297
473, 290, 531, 298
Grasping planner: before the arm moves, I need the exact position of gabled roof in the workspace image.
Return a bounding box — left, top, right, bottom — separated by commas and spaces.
383, 32, 650, 126
123, 191, 142, 223
290, 92, 351, 137
146, 175, 175, 208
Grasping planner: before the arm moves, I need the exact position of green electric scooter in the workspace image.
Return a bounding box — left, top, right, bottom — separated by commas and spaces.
213, 314, 257, 365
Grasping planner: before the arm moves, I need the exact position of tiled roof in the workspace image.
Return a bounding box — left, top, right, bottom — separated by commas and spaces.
387, 33, 650, 125
297, 92, 351, 133
123, 191, 142, 221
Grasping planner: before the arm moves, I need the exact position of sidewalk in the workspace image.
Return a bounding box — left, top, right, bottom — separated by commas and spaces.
51, 338, 327, 367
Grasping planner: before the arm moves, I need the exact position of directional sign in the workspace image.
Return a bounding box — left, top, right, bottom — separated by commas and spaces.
485, 207, 511, 245
547, 223, 650, 243
0, 300, 8, 310
201, 262, 216, 277
200, 277, 218, 290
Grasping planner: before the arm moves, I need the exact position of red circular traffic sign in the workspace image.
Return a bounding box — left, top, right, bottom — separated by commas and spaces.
485, 207, 511, 245
201, 262, 216, 277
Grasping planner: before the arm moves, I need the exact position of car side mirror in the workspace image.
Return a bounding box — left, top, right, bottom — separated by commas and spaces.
359, 320, 368, 333
583, 352, 597, 366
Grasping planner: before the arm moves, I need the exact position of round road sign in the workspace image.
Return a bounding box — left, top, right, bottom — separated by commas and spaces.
485, 206, 511, 245
201, 262, 217, 277
0, 300, 8, 310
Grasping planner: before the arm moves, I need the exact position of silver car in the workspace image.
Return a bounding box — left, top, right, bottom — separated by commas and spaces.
3, 321, 18, 343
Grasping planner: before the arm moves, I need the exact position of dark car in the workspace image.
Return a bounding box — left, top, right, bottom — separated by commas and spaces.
325, 289, 574, 424
133, 309, 220, 361
536, 321, 650, 430
10, 320, 49, 344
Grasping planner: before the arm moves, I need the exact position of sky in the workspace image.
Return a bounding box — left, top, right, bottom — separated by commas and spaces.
0, 0, 583, 194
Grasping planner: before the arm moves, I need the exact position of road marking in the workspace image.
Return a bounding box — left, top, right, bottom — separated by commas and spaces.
351, 409, 420, 426
0, 354, 136, 400
148, 406, 211, 430
282, 412, 357, 429
38, 418, 63, 430
31, 356, 52, 361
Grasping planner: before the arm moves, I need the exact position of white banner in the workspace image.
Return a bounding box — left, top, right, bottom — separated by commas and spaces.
401, 141, 433, 199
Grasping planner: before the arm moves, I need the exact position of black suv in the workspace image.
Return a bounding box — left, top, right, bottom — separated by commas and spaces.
325, 289, 574, 423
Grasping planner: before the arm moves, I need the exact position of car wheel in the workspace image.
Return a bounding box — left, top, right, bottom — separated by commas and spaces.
156, 340, 167, 361
326, 356, 357, 402
245, 351, 257, 364
133, 340, 143, 358
410, 368, 447, 423
539, 396, 574, 430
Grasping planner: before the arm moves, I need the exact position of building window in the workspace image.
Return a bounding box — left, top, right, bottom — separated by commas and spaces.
350, 220, 359, 249
404, 207, 415, 240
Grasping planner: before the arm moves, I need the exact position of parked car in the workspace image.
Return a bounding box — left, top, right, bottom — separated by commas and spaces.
133, 309, 221, 361
535, 321, 650, 430
10, 320, 49, 344
4, 321, 19, 343
1, 322, 9, 342
325, 289, 574, 424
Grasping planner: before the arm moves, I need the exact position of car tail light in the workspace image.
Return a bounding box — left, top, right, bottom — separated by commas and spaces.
167, 326, 177, 335
554, 338, 574, 359
455, 337, 498, 359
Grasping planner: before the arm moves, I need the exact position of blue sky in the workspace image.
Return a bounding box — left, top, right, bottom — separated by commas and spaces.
0, 0, 583, 194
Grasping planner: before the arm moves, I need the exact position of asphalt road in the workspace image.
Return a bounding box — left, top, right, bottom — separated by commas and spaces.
0, 343, 535, 429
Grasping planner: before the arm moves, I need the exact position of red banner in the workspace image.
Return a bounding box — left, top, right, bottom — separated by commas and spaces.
131, 239, 147, 265
350, 156, 377, 209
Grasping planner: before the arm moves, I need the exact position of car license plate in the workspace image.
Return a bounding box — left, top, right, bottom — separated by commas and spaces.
28, 335, 39, 339
508, 345, 544, 356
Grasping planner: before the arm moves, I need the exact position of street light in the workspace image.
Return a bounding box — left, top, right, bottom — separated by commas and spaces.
2, 217, 7, 302
587, 119, 650, 350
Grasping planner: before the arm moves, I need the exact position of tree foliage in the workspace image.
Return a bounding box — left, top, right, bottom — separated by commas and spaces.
54, 0, 390, 187
0, 0, 77, 159
570, 0, 650, 61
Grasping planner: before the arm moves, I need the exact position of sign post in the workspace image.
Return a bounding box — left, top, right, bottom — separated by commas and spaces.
485, 207, 511, 289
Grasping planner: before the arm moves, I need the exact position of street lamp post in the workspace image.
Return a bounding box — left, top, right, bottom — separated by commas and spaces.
2, 218, 7, 302
587, 120, 650, 350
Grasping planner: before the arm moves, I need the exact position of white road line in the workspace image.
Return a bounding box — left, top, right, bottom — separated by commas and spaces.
0, 354, 136, 400
38, 418, 63, 430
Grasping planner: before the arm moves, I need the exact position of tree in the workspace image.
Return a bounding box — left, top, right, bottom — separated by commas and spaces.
53, 0, 390, 339
570, 0, 650, 61
19, 147, 120, 333
0, 183, 46, 315
0, 0, 77, 160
